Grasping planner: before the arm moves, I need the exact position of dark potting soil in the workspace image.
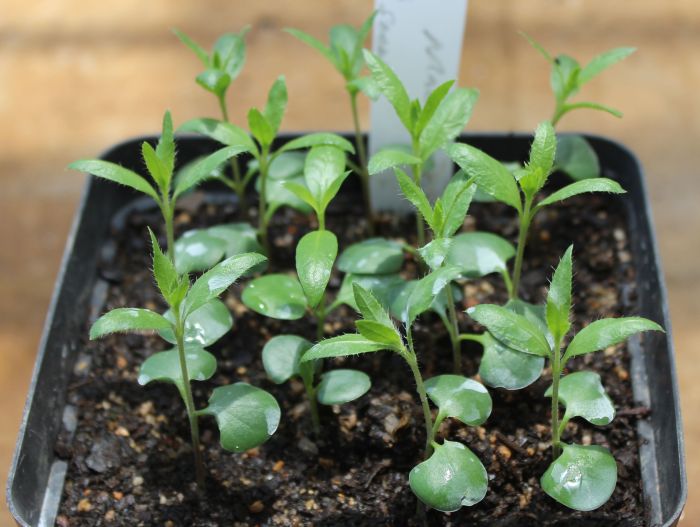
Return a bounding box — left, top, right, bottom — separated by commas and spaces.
54, 172, 650, 526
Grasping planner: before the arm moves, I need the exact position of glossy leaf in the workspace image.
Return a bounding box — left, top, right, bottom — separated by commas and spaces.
352, 283, 394, 327
265, 151, 306, 180
264, 76, 287, 134
388, 279, 458, 323
409, 440, 488, 512
477, 332, 545, 390
304, 145, 347, 208
404, 266, 462, 325
264, 175, 314, 216
541, 443, 617, 511
554, 135, 600, 181
262, 334, 312, 384
537, 178, 625, 208
90, 308, 171, 340
174, 145, 248, 198
185, 252, 267, 316
467, 304, 551, 357
565, 317, 663, 358
579, 47, 635, 85
546, 245, 573, 341
301, 334, 388, 362
213, 30, 248, 80
447, 144, 521, 212
333, 273, 403, 312
173, 230, 227, 275
242, 274, 307, 320
207, 223, 265, 260
356, 320, 403, 350
248, 108, 274, 147
425, 375, 491, 426
316, 369, 371, 405
68, 160, 158, 201
178, 118, 257, 154
445, 232, 515, 278
367, 149, 421, 175
199, 383, 281, 452
196, 69, 230, 97
546, 371, 615, 426
414, 80, 454, 137
418, 238, 452, 270
142, 142, 168, 190
363, 50, 412, 130
138, 346, 216, 398
418, 87, 479, 160
161, 298, 232, 347
278, 132, 355, 154
337, 238, 404, 275
296, 230, 338, 308
439, 170, 476, 237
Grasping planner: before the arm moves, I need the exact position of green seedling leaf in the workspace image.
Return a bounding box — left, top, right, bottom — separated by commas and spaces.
424, 375, 491, 426
264, 151, 306, 180
304, 145, 347, 208
148, 229, 178, 301
551, 54, 581, 101
546, 245, 573, 342
352, 283, 394, 328
347, 75, 380, 99
467, 304, 551, 357
90, 308, 171, 339
578, 47, 635, 85
477, 332, 545, 390
546, 371, 615, 426
196, 68, 231, 97
68, 160, 158, 201
409, 440, 488, 512
418, 87, 479, 160
418, 238, 452, 270
301, 334, 387, 362
185, 252, 267, 316
333, 273, 403, 311
178, 118, 257, 154
161, 298, 232, 347
199, 383, 280, 452
265, 176, 314, 216
363, 50, 412, 130
207, 223, 265, 260
541, 443, 617, 511
173, 28, 209, 65
174, 145, 248, 198
156, 111, 175, 174
337, 238, 404, 275
565, 317, 663, 358
316, 369, 371, 405
329, 24, 357, 76
284, 180, 317, 211
262, 334, 312, 384
447, 144, 521, 212
296, 230, 338, 308
388, 280, 459, 323
536, 178, 625, 208
520, 121, 556, 195
554, 135, 600, 181
173, 229, 227, 275
213, 30, 249, 80
278, 132, 355, 154
264, 76, 287, 134
439, 170, 476, 237
395, 168, 434, 230
367, 149, 421, 175
520, 31, 553, 63
142, 142, 168, 190
356, 320, 403, 350
138, 346, 216, 399
248, 108, 274, 147
242, 274, 307, 320
414, 80, 454, 137
404, 266, 463, 325
286, 27, 336, 65
445, 232, 515, 278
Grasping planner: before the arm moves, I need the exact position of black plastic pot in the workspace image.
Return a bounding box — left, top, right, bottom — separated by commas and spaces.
6, 133, 686, 526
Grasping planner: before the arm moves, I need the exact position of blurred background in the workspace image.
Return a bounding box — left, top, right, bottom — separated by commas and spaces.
1, 0, 697, 524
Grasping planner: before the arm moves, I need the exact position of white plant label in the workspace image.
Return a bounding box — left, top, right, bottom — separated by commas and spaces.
369, 0, 469, 211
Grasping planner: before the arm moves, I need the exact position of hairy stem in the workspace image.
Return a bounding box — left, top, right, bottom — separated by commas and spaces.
405, 330, 434, 458
174, 311, 205, 487
550, 343, 562, 459
257, 147, 271, 254
218, 94, 247, 216
161, 199, 176, 265
510, 197, 533, 299
349, 91, 374, 235
303, 378, 321, 436
445, 286, 462, 372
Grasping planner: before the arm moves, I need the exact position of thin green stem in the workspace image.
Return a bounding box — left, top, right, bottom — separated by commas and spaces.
174, 311, 205, 487
412, 163, 426, 247
444, 286, 462, 373
160, 199, 176, 265
303, 378, 321, 436
349, 91, 374, 235
218, 94, 247, 216
458, 333, 485, 343
405, 331, 434, 459
551, 100, 565, 127
315, 298, 327, 343
510, 197, 533, 299
258, 146, 271, 254
550, 342, 562, 460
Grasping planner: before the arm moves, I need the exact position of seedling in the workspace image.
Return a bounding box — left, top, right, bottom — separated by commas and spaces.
448, 120, 625, 299
364, 50, 479, 246
286, 12, 378, 231
468, 246, 663, 510
303, 281, 491, 512
522, 32, 635, 181
241, 145, 370, 432
89, 230, 276, 488
179, 80, 355, 253
69, 111, 246, 264
174, 27, 251, 209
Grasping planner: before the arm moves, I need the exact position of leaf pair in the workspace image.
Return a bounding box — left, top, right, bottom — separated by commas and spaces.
248, 76, 288, 148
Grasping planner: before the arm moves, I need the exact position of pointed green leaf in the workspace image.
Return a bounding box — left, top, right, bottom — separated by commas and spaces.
520, 121, 556, 195
148, 228, 178, 301
565, 317, 663, 358
404, 266, 462, 325
178, 118, 257, 154
445, 232, 515, 278
546, 371, 615, 426
352, 283, 393, 327
520, 31, 553, 63
173, 28, 209, 65
242, 274, 307, 320
196, 69, 231, 98
347, 75, 380, 99
138, 347, 216, 399
394, 168, 434, 230
248, 108, 274, 147
282, 180, 317, 212
206, 223, 265, 262
537, 177, 625, 209
304, 145, 346, 207
161, 298, 232, 347
477, 332, 545, 390
264, 76, 287, 134
418, 238, 452, 270
173, 229, 227, 275
425, 375, 491, 426
419, 87, 479, 160
551, 54, 581, 101
317, 369, 371, 405
541, 443, 617, 511
213, 30, 248, 80
90, 308, 171, 339
264, 151, 306, 180
579, 47, 635, 85
278, 132, 355, 154
447, 144, 521, 212
409, 440, 488, 512
174, 145, 248, 198
333, 273, 403, 312
199, 383, 280, 452
185, 252, 267, 316
337, 238, 404, 275
285, 28, 336, 66
467, 304, 551, 357
368, 149, 421, 175
439, 171, 476, 237
141, 142, 168, 190
296, 230, 337, 308
363, 50, 412, 130
546, 245, 573, 341
262, 334, 312, 384
356, 320, 403, 350
414, 80, 454, 136
554, 135, 600, 181
68, 160, 158, 201
301, 334, 388, 362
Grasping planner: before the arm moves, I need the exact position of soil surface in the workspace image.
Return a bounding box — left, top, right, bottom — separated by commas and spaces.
55, 172, 650, 526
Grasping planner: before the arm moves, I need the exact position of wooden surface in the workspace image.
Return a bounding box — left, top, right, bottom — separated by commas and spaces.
1, 0, 698, 524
